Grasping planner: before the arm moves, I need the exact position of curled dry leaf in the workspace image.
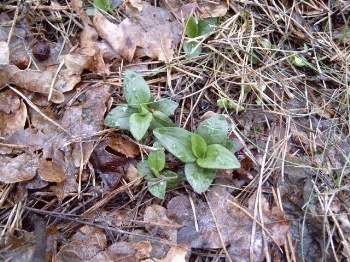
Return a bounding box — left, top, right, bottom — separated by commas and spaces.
93, 1, 182, 63
0, 153, 38, 183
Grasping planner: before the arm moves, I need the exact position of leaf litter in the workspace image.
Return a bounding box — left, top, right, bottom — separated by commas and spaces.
0, 0, 349, 261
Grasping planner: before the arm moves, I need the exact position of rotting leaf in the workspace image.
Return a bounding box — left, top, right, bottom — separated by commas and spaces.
0, 98, 27, 138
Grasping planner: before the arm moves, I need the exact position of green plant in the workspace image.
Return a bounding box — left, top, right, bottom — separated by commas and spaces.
183, 16, 217, 58
153, 115, 241, 193
217, 98, 245, 112
104, 70, 178, 140
93, 0, 114, 12
137, 142, 181, 199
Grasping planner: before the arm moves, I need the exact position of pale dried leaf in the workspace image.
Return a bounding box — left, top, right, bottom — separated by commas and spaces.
0, 153, 38, 183
109, 134, 139, 158
0, 41, 9, 64
0, 98, 26, 138
197, 1, 228, 18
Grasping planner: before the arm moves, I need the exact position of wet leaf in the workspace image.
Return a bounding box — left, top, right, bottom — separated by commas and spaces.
154, 127, 196, 163
195, 114, 229, 145
148, 179, 167, 199
104, 105, 137, 130
148, 149, 166, 175
124, 70, 151, 107
150, 110, 176, 129
191, 133, 207, 159
129, 111, 152, 140
184, 162, 216, 193
162, 170, 181, 189
197, 144, 241, 169
183, 40, 202, 58
149, 99, 178, 117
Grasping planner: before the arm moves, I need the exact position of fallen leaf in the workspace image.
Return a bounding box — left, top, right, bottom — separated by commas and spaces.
197, 1, 228, 18
37, 159, 66, 182
57, 225, 107, 261
93, 2, 182, 63
0, 153, 38, 183
143, 244, 188, 262
109, 134, 139, 158
0, 94, 27, 138
144, 204, 178, 243
167, 186, 290, 261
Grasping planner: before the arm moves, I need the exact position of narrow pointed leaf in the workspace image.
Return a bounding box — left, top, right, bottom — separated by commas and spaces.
191, 133, 207, 159
129, 112, 152, 140
149, 99, 178, 116
185, 163, 216, 193
195, 115, 228, 145
104, 105, 137, 130
197, 144, 241, 169
153, 127, 196, 163
124, 70, 151, 107
148, 149, 166, 174
186, 16, 198, 38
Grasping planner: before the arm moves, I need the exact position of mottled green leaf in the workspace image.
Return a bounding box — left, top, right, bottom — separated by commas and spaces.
150, 111, 176, 129
148, 149, 166, 175
148, 179, 167, 199
129, 111, 152, 140
195, 114, 228, 145
149, 99, 178, 116
124, 70, 151, 107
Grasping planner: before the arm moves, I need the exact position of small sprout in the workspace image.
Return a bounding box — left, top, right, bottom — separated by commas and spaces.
291, 55, 307, 67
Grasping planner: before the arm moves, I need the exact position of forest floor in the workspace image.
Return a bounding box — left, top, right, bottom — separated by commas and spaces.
0, 0, 350, 261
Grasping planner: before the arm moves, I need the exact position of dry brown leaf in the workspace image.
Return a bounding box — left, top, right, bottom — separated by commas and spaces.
0, 153, 38, 183
93, 1, 182, 63
0, 93, 27, 138
37, 159, 66, 183
197, 1, 228, 18
0, 65, 64, 103
167, 186, 290, 261
109, 134, 139, 158
144, 204, 178, 243
57, 225, 107, 261
143, 244, 188, 262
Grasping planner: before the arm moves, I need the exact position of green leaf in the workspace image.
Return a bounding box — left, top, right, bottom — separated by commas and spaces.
148, 149, 166, 175
186, 16, 198, 38
162, 170, 181, 189
129, 112, 152, 140
94, 0, 113, 12
148, 179, 167, 199
191, 133, 207, 159
153, 127, 196, 163
124, 70, 151, 107
150, 111, 176, 129
138, 104, 150, 115
149, 99, 178, 117
183, 40, 202, 58
185, 163, 216, 193
195, 115, 229, 145
104, 105, 137, 130
223, 139, 242, 154
137, 161, 153, 180
197, 144, 241, 169
198, 17, 217, 35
